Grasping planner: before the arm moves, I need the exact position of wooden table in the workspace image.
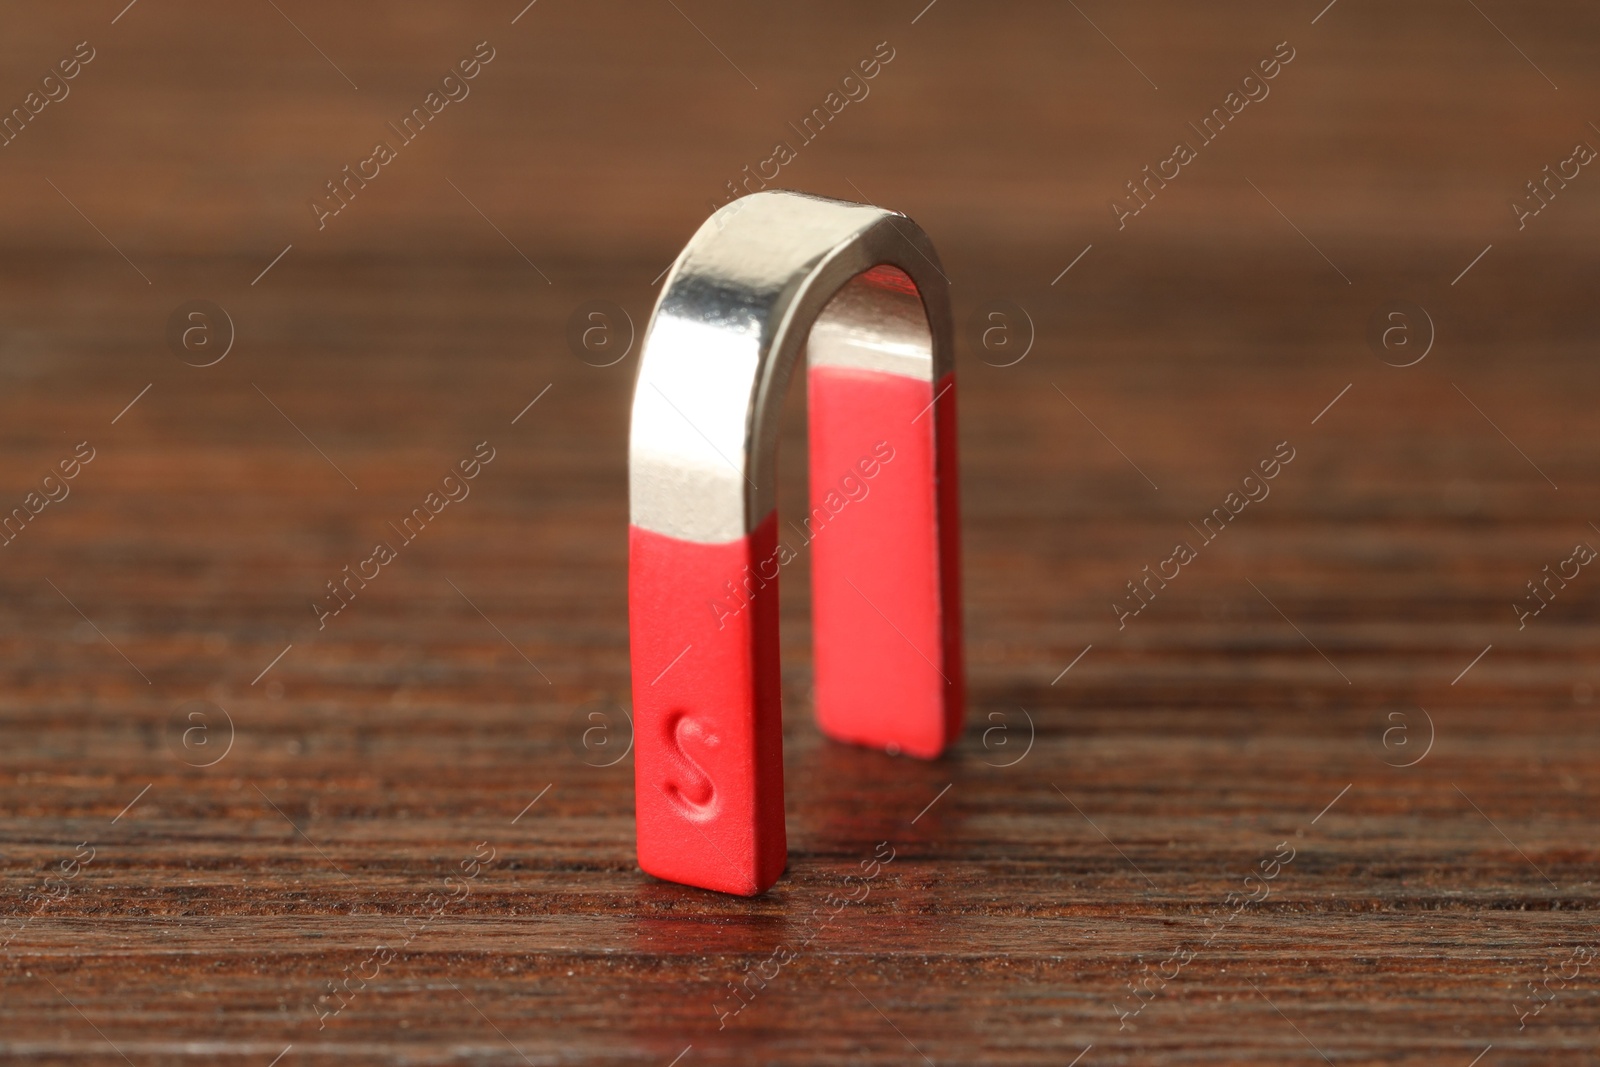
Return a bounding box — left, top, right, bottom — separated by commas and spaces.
2, 2, 1596, 1063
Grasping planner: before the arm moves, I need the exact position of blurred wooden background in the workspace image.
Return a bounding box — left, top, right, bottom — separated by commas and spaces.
1, 1, 1597, 1064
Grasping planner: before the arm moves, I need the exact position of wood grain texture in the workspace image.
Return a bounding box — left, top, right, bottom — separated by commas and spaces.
2, 2, 1598, 1064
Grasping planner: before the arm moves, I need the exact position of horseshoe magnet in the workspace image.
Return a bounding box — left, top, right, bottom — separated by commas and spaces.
629, 190, 963, 895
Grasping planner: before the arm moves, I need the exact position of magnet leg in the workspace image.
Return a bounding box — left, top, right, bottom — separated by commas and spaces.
808, 365, 964, 758
629, 513, 787, 896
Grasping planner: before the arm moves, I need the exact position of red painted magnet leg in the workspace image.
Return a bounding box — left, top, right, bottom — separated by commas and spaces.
630, 513, 786, 896
807, 365, 964, 759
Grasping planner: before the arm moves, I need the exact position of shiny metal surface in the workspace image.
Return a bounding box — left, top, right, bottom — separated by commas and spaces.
629, 189, 953, 544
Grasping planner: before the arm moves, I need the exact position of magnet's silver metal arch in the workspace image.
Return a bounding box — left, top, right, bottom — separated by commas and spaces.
629, 189, 953, 545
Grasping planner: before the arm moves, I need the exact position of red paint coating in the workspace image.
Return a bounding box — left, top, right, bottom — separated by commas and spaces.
629, 514, 786, 896
807, 366, 964, 758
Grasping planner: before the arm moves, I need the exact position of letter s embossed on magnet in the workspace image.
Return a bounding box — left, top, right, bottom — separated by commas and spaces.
661, 711, 718, 819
